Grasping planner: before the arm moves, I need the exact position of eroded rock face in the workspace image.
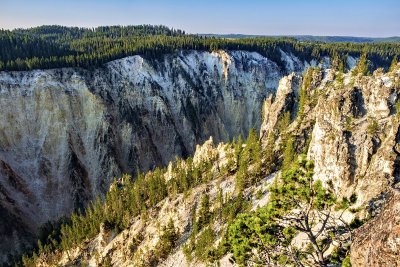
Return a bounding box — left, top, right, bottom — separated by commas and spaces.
259, 66, 400, 206
350, 189, 400, 267
307, 70, 400, 204
257, 65, 400, 266
0, 50, 310, 260
259, 72, 301, 144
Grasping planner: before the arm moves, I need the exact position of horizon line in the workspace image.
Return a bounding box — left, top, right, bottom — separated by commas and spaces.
1, 24, 399, 39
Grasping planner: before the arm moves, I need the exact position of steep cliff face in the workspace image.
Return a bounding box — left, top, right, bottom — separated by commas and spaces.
0, 49, 322, 261
258, 65, 400, 266
307, 71, 399, 204
350, 188, 400, 267
259, 72, 301, 142
260, 66, 400, 206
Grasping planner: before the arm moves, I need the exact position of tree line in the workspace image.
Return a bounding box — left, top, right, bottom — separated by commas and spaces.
1, 25, 399, 71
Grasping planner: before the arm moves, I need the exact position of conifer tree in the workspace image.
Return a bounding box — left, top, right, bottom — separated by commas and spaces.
282, 135, 295, 170
389, 54, 398, 72
354, 53, 370, 76
227, 156, 344, 267
197, 194, 212, 229
154, 218, 179, 261
298, 68, 313, 117
263, 132, 275, 174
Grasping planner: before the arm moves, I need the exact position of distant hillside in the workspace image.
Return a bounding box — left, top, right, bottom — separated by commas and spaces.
201, 33, 400, 43
1, 25, 399, 72
295, 35, 400, 43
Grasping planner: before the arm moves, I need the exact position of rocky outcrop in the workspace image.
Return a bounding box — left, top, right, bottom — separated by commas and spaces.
307, 69, 400, 204
350, 189, 400, 267
259, 65, 400, 206
257, 65, 400, 266
259, 72, 301, 144
0, 49, 317, 261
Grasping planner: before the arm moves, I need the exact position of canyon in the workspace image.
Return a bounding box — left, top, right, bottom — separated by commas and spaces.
0, 49, 326, 262
1, 47, 399, 266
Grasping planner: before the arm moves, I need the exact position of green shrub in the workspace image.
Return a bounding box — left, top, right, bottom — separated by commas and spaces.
367, 119, 379, 136
194, 227, 216, 262
349, 217, 367, 229
342, 255, 352, 267
227, 156, 340, 266
129, 233, 144, 254
350, 193, 357, 204
344, 116, 354, 131
256, 189, 263, 200
197, 194, 212, 230
154, 219, 179, 262
395, 100, 400, 116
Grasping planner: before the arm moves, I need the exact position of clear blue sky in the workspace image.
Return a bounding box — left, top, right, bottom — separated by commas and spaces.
1, 0, 399, 37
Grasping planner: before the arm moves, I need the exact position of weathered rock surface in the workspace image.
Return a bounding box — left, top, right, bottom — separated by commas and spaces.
350, 189, 400, 267
258, 64, 400, 266
259, 72, 301, 144
307, 69, 400, 205
260, 66, 400, 205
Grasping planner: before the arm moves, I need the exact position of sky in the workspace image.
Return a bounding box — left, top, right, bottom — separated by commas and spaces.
1, 0, 399, 37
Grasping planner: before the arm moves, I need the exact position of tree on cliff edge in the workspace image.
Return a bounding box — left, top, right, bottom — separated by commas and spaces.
227, 156, 348, 266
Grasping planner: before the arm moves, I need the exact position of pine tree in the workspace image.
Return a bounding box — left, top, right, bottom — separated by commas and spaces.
299, 68, 313, 117
235, 163, 247, 193
234, 135, 243, 168
282, 135, 295, 170
277, 111, 291, 137
331, 53, 345, 72
227, 156, 342, 267
217, 187, 224, 221
354, 53, 369, 76
263, 132, 275, 174
389, 54, 398, 72
154, 218, 179, 261
234, 128, 262, 192
197, 194, 212, 229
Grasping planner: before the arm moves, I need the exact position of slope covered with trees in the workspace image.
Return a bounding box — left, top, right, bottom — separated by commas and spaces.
0, 25, 399, 71
18, 124, 356, 267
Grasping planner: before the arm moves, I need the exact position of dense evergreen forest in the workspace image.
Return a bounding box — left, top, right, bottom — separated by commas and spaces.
1, 25, 399, 71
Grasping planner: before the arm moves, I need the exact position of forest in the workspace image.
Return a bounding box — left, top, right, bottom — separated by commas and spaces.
1, 25, 399, 71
